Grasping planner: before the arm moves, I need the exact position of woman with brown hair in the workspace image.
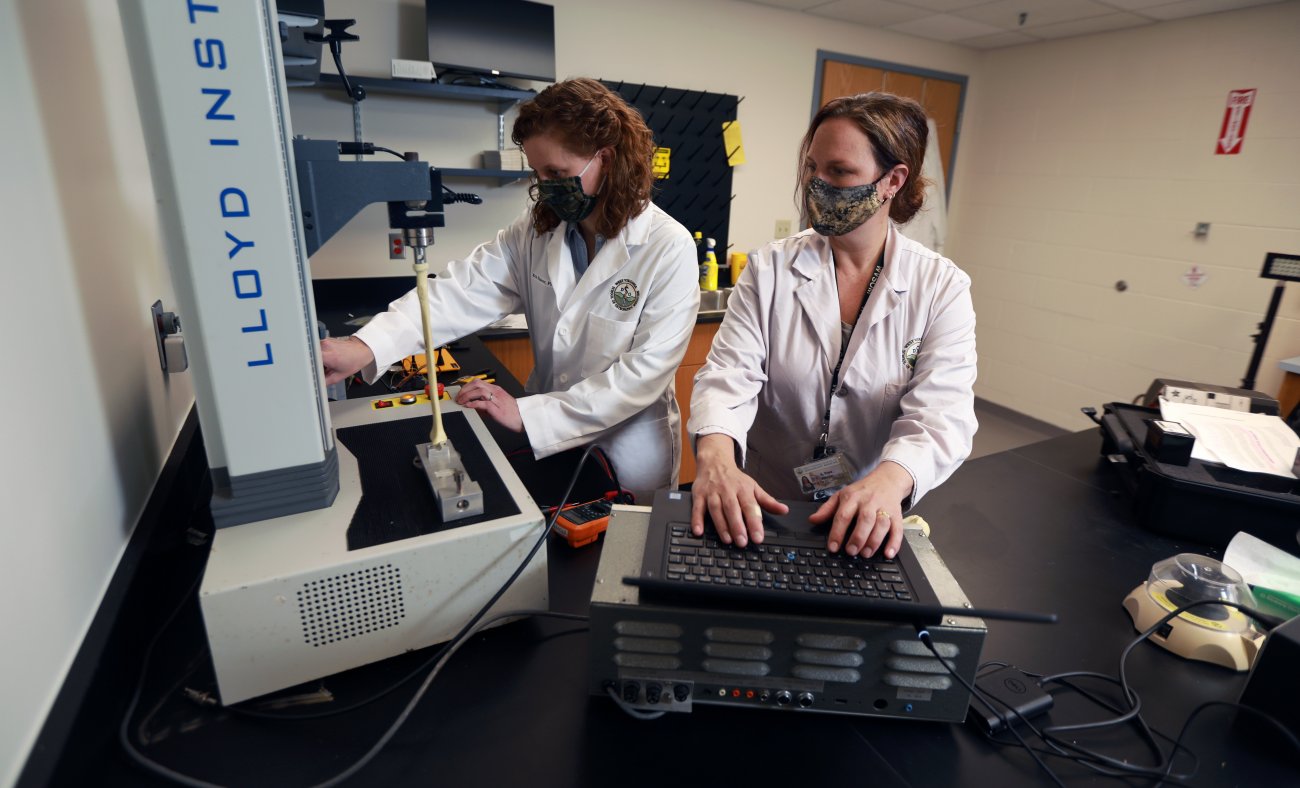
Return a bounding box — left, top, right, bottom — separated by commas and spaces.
322, 78, 699, 498
688, 92, 978, 560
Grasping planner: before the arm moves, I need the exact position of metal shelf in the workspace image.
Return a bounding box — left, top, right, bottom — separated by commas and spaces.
310, 74, 534, 112
296, 74, 538, 183
440, 168, 531, 184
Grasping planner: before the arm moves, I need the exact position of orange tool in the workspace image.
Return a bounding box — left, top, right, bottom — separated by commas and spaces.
402, 346, 459, 376
553, 498, 614, 548
436, 347, 460, 372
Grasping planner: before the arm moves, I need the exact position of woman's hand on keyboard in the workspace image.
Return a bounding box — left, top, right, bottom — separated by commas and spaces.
809, 461, 914, 559
691, 434, 788, 548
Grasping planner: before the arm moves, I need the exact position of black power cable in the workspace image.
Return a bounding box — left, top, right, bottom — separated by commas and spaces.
118, 573, 221, 788
122, 445, 603, 787
231, 444, 598, 723
917, 629, 1067, 787
918, 599, 1300, 786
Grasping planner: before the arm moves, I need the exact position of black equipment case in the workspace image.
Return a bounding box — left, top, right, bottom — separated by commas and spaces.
1098, 403, 1300, 556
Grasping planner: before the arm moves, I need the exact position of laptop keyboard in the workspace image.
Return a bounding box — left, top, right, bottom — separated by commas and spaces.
663, 522, 916, 602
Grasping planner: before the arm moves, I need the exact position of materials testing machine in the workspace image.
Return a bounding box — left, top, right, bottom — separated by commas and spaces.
120, 0, 546, 704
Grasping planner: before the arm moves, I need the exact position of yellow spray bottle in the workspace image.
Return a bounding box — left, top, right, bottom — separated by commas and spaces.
699, 237, 719, 291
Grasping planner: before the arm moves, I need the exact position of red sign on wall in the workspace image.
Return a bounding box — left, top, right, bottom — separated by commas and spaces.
1215, 89, 1256, 155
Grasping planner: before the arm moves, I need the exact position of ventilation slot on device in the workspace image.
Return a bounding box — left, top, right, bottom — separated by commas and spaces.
703, 626, 774, 677
613, 620, 683, 670
792, 631, 866, 683
297, 563, 405, 647
882, 638, 959, 690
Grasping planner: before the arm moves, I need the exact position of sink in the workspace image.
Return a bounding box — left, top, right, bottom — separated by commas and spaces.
699, 288, 732, 312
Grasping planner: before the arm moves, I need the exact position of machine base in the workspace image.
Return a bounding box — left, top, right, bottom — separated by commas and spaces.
199, 396, 547, 705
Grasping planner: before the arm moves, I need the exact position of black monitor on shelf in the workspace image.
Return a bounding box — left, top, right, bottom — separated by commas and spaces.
426, 0, 556, 84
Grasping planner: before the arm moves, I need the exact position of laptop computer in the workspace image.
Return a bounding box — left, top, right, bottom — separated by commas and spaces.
627, 490, 1055, 626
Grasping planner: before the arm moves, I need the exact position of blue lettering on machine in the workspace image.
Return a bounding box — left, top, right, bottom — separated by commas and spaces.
119, 0, 549, 708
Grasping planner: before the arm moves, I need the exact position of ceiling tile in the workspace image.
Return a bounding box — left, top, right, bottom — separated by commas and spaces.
743, 0, 835, 10
1095, 0, 1186, 10
1028, 10, 1157, 36
889, 0, 999, 10
958, 30, 1045, 47
1138, 0, 1285, 21
888, 13, 1007, 39
731, 0, 1292, 47
807, 0, 934, 27
956, 0, 1118, 29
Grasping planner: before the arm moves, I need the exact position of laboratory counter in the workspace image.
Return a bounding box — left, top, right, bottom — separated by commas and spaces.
39, 421, 1297, 787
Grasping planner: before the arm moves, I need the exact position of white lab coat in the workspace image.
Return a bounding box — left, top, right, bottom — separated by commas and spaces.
689, 224, 977, 505
356, 203, 700, 497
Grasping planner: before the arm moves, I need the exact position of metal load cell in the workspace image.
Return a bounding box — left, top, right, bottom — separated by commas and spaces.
415, 440, 484, 521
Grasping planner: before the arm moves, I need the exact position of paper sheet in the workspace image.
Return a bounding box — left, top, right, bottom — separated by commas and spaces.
722, 121, 745, 167
1159, 398, 1300, 478
1224, 532, 1300, 597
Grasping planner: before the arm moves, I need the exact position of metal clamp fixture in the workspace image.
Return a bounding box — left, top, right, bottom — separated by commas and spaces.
414, 441, 484, 520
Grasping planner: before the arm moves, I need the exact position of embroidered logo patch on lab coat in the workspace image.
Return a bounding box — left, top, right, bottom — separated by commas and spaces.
902, 338, 922, 370
610, 279, 640, 311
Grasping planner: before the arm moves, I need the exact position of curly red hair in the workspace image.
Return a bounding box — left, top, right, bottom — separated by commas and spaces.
512, 78, 655, 238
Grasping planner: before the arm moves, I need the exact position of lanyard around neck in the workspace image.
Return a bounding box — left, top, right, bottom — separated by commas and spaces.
819, 254, 885, 453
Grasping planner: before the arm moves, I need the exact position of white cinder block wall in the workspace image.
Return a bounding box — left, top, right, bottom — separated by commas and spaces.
1, 1, 193, 783
947, 2, 1300, 429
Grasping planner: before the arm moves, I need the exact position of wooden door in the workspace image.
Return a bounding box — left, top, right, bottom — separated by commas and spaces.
818, 60, 963, 191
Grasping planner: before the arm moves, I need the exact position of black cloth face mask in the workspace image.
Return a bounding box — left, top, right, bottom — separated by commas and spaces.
538, 154, 600, 223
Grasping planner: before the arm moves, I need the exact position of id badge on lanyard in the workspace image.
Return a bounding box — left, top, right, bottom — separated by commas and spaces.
794, 449, 853, 503
790, 256, 883, 502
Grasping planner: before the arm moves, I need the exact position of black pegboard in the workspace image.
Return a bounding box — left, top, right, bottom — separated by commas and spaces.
603, 80, 740, 262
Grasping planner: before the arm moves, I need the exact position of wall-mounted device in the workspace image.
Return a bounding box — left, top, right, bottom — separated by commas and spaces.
426, 0, 556, 83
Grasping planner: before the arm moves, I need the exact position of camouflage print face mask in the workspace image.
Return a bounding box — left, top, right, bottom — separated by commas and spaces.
806, 172, 889, 237
537, 154, 600, 223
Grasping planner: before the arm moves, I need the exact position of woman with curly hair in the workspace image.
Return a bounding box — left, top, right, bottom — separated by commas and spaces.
322, 78, 699, 498
688, 92, 978, 560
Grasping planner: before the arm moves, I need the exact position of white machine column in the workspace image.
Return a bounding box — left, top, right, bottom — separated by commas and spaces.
120, 0, 336, 526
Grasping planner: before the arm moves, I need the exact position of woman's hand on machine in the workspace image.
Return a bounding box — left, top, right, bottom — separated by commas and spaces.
456, 379, 523, 432
321, 336, 374, 385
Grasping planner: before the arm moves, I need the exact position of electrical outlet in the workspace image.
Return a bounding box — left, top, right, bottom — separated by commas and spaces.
389, 232, 405, 260
775, 219, 792, 238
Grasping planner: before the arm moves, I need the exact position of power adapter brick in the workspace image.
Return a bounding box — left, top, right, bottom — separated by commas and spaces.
967, 666, 1054, 734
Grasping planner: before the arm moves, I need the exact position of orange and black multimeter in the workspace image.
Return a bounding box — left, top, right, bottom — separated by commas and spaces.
553, 498, 614, 548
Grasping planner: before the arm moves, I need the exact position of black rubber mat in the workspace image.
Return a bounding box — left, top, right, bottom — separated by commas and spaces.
337, 411, 521, 551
